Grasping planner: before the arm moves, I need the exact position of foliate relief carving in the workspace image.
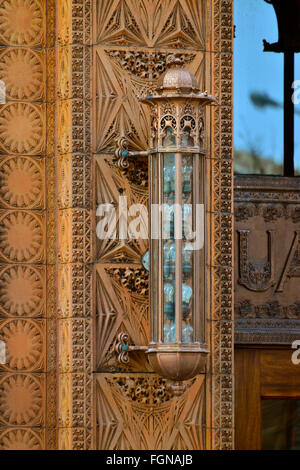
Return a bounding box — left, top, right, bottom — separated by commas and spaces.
212, 160, 233, 213
106, 376, 174, 405
235, 190, 300, 205
262, 205, 284, 222
107, 268, 149, 296
107, 50, 195, 81
58, 320, 71, 374
211, 1, 234, 450
57, 209, 91, 264
215, 0, 234, 53
0, 48, 45, 101
57, 265, 71, 319
0, 103, 45, 155
180, 103, 195, 117
234, 204, 256, 222
55, 1, 93, 449
0, 373, 43, 426
0, 211, 45, 263
235, 319, 300, 345
235, 299, 300, 319
0, 0, 45, 46
123, 157, 148, 189
213, 214, 232, 267
234, 203, 295, 222
0, 157, 44, 209
57, 211, 71, 264
58, 373, 71, 428
0, 265, 45, 317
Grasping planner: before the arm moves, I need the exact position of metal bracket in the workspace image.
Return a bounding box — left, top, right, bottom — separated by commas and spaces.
114, 333, 187, 396
114, 136, 149, 169
115, 332, 148, 364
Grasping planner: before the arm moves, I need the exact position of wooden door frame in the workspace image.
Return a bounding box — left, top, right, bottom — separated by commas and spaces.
235, 345, 300, 450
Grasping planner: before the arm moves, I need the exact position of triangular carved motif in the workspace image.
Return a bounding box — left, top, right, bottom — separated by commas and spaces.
96, 374, 204, 449
95, 0, 204, 48
95, 156, 147, 263
96, 379, 123, 449
96, 0, 145, 45
155, 1, 204, 49
96, 270, 123, 316
95, 51, 149, 152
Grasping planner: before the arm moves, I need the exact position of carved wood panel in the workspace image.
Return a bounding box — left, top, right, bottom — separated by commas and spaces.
93, 0, 234, 450
234, 175, 300, 344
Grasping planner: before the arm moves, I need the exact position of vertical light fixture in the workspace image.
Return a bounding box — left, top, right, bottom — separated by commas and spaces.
141, 55, 215, 382
114, 55, 215, 386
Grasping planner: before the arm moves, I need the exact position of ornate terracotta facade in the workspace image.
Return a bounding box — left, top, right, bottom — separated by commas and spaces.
0, 0, 56, 449
0, 0, 234, 450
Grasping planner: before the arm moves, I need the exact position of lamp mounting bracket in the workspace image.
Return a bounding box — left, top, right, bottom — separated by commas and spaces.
114, 136, 149, 170
115, 332, 147, 364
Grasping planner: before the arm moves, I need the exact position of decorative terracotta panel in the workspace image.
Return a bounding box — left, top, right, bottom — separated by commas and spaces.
93, 0, 234, 451
96, 373, 205, 450
56, 0, 93, 450
0, 0, 56, 450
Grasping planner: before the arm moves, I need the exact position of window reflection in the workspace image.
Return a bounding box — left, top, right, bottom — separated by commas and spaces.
234, 0, 286, 175
294, 56, 300, 173
262, 400, 300, 450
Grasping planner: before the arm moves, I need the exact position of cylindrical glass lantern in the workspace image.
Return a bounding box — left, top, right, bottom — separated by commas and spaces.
141, 56, 215, 382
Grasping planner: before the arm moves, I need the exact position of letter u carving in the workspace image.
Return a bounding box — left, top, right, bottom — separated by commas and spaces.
238, 230, 276, 292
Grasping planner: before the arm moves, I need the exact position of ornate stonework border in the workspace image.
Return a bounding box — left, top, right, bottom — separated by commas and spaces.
209, 0, 234, 450
56, 0, 93, 450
